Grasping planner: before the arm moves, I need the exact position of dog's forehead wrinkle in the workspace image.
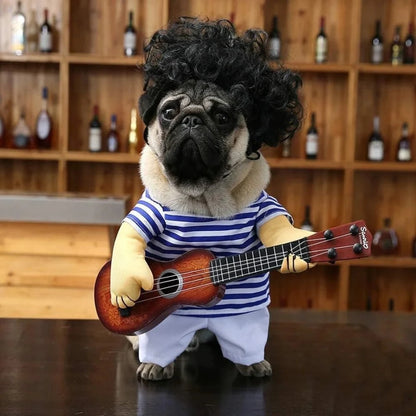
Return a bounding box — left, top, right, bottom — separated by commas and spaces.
159, 93, 191, 110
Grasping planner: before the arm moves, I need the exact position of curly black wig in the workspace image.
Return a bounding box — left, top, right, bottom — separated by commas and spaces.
139, 17, 303, 155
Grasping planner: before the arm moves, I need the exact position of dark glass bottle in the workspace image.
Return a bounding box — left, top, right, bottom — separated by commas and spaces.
88, 106, 102, 152
124, 11, 137, 56
367, 116, 384, 161
305, 112, 318, 159
35, 87, 52, 149
391, 25, 403, 65
396, 122, 412, 162
13, 112, 31, 149
267, 16, 280, 60
39, 8, 52, 53
315, 16, 328, 63
106, 114, 119, 152
300, 205, 313, 231
412, 236, 416, 257
404, 22, 415, 64
372, 218, 399, 255
371, 20, 383, 64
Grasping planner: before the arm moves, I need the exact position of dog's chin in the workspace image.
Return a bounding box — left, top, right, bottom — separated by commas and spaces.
162, 131, 227, 196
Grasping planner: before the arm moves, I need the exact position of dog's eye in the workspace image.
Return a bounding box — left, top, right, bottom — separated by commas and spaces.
162, 106, 179, 120
214, 111, 230, 125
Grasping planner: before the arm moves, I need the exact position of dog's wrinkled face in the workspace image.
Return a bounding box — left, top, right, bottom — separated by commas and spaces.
146, 80, 249, 196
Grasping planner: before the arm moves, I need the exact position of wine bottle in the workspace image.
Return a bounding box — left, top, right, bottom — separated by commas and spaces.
26, 9, 38, 53
281, 137, 291, 158
371, 20, 383, 64
396, 122, 412, 162
267, 16, 281, 60
11, 1, 26, 55
315, 16, 328, 63
128, 108, 138, 153
0, 96, 5, 148
35, 87, 52, 149
106, 114, 119, 152
412, 235, 416, 257
404, 22, 415, 64
300, 205, 313, 231
39, 8, 52, 53
372, 218, 399, 255
13, 112, 31, 149
367, 116, 384, 161
391, 25, 403, 65
305, 112, 318, 159
89, 106, 102, 152
124, 11, 137, 56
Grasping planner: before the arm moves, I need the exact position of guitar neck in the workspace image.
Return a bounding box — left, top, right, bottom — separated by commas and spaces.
209, 220, 372, 285
210, 238, 308, 284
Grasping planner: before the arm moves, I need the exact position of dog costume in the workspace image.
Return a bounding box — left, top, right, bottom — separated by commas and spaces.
110, 18, 314, 380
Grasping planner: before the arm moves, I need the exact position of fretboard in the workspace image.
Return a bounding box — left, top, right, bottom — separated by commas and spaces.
209, 238, 310, 285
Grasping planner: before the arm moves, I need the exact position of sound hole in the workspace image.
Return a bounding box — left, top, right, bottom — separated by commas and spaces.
157, 269, 183, 299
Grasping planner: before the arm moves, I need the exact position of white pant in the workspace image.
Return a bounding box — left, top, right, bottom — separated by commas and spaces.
137, 308, 270, 367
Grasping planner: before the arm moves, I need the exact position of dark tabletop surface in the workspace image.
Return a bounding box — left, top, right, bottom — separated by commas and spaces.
1, 309, 415, 416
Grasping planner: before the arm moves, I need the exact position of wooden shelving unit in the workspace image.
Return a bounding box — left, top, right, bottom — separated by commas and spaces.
1, 0, 415, 315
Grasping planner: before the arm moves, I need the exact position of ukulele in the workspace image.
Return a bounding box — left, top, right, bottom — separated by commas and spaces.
95, 220, 372, 335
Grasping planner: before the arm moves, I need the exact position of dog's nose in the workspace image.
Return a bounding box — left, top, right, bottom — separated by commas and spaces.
181, 115, 202, 128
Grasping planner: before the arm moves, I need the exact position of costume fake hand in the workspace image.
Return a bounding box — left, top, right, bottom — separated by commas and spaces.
110, 222, 154, 309
258, 215, 316, 274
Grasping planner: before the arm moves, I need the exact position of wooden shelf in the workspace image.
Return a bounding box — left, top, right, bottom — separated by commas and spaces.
349, 256, 416, 268
0, 149, 62, 160
65, 151, 140, 164
67, 54, 144, 66
0, 0, 415, 314
358, 63, 416, 75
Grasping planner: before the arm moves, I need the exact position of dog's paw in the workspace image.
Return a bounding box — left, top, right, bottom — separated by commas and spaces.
185, 334, 200, 352
136, 362, 174, 381
235, 360, 272, 377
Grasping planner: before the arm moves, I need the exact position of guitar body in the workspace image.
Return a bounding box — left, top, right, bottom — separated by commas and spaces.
94, 249, 224, 335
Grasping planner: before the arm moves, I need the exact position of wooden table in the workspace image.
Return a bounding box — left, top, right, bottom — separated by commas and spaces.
1, 310, 415, 416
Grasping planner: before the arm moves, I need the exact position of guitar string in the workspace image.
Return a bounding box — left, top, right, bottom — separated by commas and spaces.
100, 242, 359, 304
98, 241, 357, 301
122, 244, 357, 306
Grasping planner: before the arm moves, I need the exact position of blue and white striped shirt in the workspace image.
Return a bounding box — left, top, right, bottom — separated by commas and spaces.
124, 190, 292, 317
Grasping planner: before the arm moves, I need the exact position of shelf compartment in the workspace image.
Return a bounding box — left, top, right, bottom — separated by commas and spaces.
69, 0, 168, 55
267, 169, 345, 231
0, 61, 60, 150
360, 0, 416, 65
358, 63, 416, 75
67, 161, 143, 209
68, 64, 145, 152
349, 267, 416, 312
264, 0, 354, 64
353, 170, 416, 258
355, 73, 416, 162
0, 159, 59, 193
353, 161, 416, 172
269, 266, 340, 310
0, 0, 64, 54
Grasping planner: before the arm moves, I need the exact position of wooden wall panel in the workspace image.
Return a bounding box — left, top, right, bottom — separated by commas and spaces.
0, 62, 60, 149
69, 0, 167, 55
353, 171, 416, 256
356, 74, 416, 161
349, 267, 416, 311
0, 0, 64, 53
68, 64, 144, 152
264, 0, 353, 63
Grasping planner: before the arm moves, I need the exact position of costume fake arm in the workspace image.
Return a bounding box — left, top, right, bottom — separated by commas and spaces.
110, 222, 154, 308
258, 215, 316, 274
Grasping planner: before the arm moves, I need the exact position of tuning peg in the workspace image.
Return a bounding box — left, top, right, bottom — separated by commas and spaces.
327, 247, 337, 260
324, 229, 334, 240
349, 224, 359, 236
353, 243, 363, 254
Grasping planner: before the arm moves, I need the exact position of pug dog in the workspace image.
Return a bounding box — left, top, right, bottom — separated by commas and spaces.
110, 17, 315, 381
